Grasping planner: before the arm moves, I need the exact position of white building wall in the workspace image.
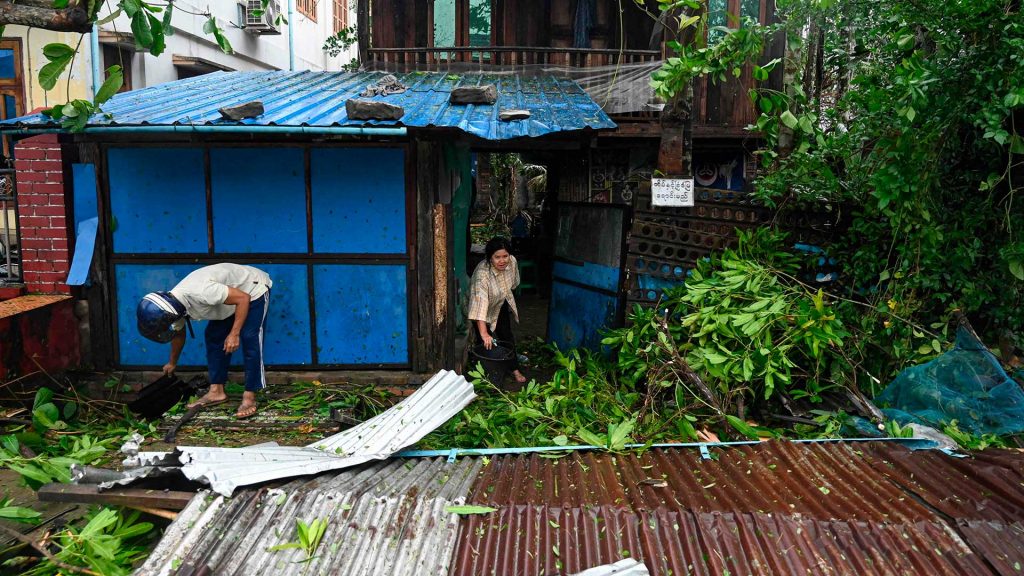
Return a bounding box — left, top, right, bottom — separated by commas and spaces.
8, 0, 358, 112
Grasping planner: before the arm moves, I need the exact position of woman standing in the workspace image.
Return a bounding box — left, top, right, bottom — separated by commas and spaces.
468, 237, 528, 386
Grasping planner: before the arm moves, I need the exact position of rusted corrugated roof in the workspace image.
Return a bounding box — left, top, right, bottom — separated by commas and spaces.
453, 442, 1024, 575
134, 441, 1024, 575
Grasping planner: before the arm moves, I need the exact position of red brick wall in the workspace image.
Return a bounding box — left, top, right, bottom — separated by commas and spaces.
14, 134, 70, 294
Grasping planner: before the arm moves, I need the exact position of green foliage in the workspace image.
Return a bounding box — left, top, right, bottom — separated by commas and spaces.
603, 229, 850, 420
18, 507, 156, 576
676, 230, 849, 404
884, 419, 914, 439
942, 420, 1008, 451
651, 0, 1024, 395
31, 388, 68, 433
650, 1, 779, 100
445, 505, 498, 515
767, 0, 1023, 357
38, 43, 75, 90
34, 1, 235, 132
268, 518, 328, 562
424, 351, 678, 447
0, 495, 41, 524
323, 26, 358, 58
0, 433, 111, 489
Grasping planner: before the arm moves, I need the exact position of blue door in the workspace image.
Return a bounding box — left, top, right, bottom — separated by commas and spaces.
547, 203, 627, 350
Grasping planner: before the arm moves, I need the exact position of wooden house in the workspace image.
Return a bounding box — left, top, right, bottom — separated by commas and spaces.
357, 0, 786, 350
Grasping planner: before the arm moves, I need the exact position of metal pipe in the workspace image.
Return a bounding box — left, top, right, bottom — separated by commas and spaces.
395, 437, 939, 461
90, 23, 102, 98
3, 125, 408, 136
288, 0, 296, 71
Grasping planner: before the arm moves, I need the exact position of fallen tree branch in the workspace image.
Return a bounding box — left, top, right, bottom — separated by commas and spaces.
0, 1, 92, 34
656, 312, 723, 414
0, 524, 101, 576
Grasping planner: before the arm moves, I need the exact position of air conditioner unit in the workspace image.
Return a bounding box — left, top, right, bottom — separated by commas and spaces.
245, 0, 281, 35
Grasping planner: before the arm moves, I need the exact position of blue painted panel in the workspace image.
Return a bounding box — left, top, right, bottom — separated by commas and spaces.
548, 280, 618, 351
311, 148, 406, 254
116, 264, 208, 366
0, 50, 13, 79
211, 148, 307, 253
3, 95, 15, 120
117, 263, 313, 366
552, 260, 620, 293
314, 264, 408, 364
67, 218, 97, 286
108, 148, 206, 253
72, 163, 98, 228
257, 264, 311, 365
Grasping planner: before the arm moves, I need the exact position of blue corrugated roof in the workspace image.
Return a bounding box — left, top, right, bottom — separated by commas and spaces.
0, 71, 616, 140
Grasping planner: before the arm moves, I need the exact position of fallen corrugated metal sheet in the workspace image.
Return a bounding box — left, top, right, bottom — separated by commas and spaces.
134, 456, 483, 576
130, 441, 1024, 575
0, 71, 617, 140
173, 369, 475, 495
573, 559, 650, 576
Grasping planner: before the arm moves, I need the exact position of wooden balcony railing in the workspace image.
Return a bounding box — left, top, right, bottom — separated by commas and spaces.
367, 46, 661, 72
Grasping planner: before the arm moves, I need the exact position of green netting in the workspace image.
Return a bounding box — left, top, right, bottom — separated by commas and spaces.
875, 325, 1024, 436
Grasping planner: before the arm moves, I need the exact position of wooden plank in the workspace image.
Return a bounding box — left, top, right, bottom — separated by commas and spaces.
357, 0, 369, 62
413, 142, 438, 372
414, 0, 429, 55
373, 0, 393, 49
429, 211, 454, 372
38, 483, 196, 511
80, 143, 115, 369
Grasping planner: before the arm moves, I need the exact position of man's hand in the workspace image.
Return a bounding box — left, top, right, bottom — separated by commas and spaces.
162, 363, 176, 376
482, 334, 494, 350
224, 332, 240, 354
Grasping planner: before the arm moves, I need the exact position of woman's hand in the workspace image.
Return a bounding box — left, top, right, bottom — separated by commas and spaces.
482, 334, 494, 350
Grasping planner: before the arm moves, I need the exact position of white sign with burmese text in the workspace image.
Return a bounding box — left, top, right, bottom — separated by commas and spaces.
651, 178, 695, 207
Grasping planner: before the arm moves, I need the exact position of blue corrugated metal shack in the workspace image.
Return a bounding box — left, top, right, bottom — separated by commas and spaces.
0, 71, 617, 373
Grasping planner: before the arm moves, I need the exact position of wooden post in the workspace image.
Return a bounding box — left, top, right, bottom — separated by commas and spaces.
76, 141, 115, 369
413, 141, 456, 373
657, 6, 699, 179
357, 0, 369, 66
657, 82, 694, 178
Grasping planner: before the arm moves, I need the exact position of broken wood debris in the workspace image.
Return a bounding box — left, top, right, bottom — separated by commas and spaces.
37, 483, 196, 511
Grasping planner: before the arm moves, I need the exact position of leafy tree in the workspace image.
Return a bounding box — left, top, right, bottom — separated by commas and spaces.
653, 0, 1024, 390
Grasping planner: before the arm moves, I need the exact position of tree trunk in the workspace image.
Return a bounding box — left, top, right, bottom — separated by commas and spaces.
657, 82, 693, 178
777, 30, 802, 159
357, 0, 370, 66
0, 1, 91, 33
656, 6, 700, 178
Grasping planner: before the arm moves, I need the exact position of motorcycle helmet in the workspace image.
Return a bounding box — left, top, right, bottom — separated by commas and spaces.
137, 292, 187, 343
